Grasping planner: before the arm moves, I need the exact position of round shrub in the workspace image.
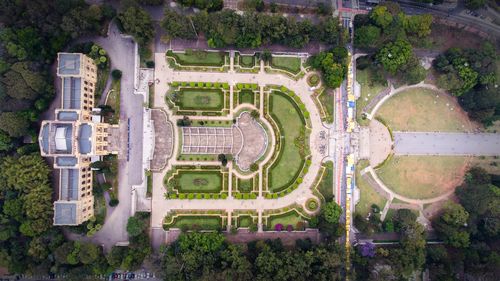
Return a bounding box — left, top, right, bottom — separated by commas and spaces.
188, 194, 194, 199
243, 193, 250, 200
196, 194, 203, 199
297, 177, 303, 184
275, 223, 283, 231
287, 225, 293, 232
306, 198, 319, 211
272, 193, 279, 199
235, 193, 242, 199
250, 193, 257, 199
307, 74, 320, 86
203, 194, 211, 199
179, 194, 186, 199
111, 69, 122, 80
109, 198, 119, 207
213, 194, 220, 199
266, 194, 272, 199
221, 194, 228, 199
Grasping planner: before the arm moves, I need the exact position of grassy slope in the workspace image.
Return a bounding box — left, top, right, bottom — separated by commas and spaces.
269, 93, 304, 192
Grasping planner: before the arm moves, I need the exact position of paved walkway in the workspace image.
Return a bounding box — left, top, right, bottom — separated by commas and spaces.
151, 52, 328, 228
394, 132, 500, 156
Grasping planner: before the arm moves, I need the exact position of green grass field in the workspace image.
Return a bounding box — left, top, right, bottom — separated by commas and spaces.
355, 161, 388, 216
355, 68, 387, 126
317, 161, 334, 201
267, 210, 305, 230
268, 92, 305, 192
165, 216, 222, 230
178, 88, 224, 111
319, 90, 334, 124
175, 170, 223, 193
238, 216, 253, 228
239, 89, 255, 105
240, 55, 255, 68
168, 50, 226, 67
376, 88, 474, 132
238, 178, 254, 193
376, 156, 468, 200
271, 56, 301, 74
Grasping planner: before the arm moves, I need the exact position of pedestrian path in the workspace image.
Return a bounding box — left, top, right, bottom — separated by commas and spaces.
394, 132, 500, 156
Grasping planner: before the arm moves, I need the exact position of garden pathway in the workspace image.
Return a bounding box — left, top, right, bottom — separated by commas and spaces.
151, 53, 326, 229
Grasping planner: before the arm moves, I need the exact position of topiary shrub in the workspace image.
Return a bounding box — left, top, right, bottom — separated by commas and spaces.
187, 194, 194, 199
111, 69, 122, 80
196, 194, 203, 199
179, 194, 186, 199
275, 223, 283, 231
203, 194, 211, 199
287, 224, 293, 232
109, 198, 119, 207
221, 193, 228, 199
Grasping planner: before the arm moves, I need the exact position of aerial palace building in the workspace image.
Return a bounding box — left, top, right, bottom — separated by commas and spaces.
39, 53, 119, 226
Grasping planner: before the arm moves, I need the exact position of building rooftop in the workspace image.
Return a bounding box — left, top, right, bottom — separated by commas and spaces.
57, 111, 79, 121
62, 77, 82, 109
58, 53, 81, 76
54, 202, 77, 225
60, 168, 79, 201
78, 123, 92, 154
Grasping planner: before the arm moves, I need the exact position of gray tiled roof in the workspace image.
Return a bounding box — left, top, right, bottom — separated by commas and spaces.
58, 53, 81, 75
78, 123, 92, 154
62, 77, 81, 109
54, 202, 77, 225
60, 168, 79, 201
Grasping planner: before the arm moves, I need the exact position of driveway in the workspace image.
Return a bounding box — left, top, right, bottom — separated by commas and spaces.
394, 132, 500, 156
79, 22, 144, 251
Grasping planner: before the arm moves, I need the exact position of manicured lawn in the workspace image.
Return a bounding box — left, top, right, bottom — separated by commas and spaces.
105, 80, 120, 124
268, 92, 305, 192
356, 160, 388, 217
319, 90, 334, 124
267, 210, 305, 230
376, 156, 468, 200
240, 55, 255, 68
238, 216, 253, 228
168, 50, 226, 67
178, 88, 224, 111
239, 89, 255, 105
238, 178, 254, 193
271, 56, 301, 74
165, 215, 222, 230
175, 170, 223, 193
317, 161, 334, 201
376, 88, 475, 132
356, 68, 387, 126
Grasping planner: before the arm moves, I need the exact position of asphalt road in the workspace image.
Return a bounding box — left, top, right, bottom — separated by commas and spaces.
394, 132, 500, 156
84, 22, 144, 251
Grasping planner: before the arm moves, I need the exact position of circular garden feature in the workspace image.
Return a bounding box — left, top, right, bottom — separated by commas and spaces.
305, 198, 319, 212
307, 73, 320, 87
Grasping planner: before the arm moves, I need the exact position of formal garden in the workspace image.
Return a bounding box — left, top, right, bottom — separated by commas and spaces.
166, 81, 230, 116
266, 90, 309, 193
164, 166, 229, 198
166, 49, 230, 71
